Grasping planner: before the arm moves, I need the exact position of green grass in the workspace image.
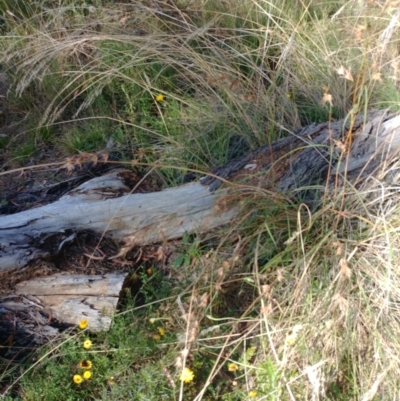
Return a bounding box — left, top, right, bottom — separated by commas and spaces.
11, 314, 175, 401
2, 0, 400, 400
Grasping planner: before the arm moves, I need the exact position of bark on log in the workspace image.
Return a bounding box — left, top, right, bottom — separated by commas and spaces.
0, 172, 237, 272
201, 109, 400, 192
1, 109, 400, 272
14, 273, 128, 331
0, 273, 128, 333
1, 109, 400, 333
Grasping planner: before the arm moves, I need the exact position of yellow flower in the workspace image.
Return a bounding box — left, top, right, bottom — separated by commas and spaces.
83, 370, 92, 380
73, 374, 83, 384
179, 367, 194, 383
83, 339, 92, 349
248, 390, 257, 398
78, 319, 88, 330
285, 93, 291, 99
79, 359, 92, 369
155, 94, 164, 102
158, 327, 165, 336
286, 334, 297, 346
228, 363, 239, 372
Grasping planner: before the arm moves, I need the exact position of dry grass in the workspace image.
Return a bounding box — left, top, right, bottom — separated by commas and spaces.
167, 171, 400, 399
2, 0, 400, 400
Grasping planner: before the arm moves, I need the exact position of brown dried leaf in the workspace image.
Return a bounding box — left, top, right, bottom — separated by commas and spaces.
261, 284, 271, 297
354, 25, 366, 41
277, 269, 285, 282
198, 293, 209, 309
332, 293, 349, 312
206, 75, 216, 86
62, 158, 76, 174
229, 79, 240, 90
371, 72, 383, 82
334, 242, 343, 256
339, 258, 351, 279
109, 235, 136, 260
337, 66, 354, 81
136, 149, 146, 160
99, 152, 109, 163
188, 325, 198, 343
334, 140, 347, 152
156, 246, 165, 261
175, 356, 183, 368
261, 302, 273, 316
240, 94, 256, 102
322, 92, 333, 107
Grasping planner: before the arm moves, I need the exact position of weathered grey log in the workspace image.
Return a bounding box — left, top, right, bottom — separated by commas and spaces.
0, 172, 237, 272
13, 273, 128, 331
201, 109, 399, 192
0, 108, 400, 333
1, 110, 400, 273
0, 274, 129, 346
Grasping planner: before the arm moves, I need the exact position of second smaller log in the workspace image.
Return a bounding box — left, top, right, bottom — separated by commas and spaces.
15, 273, 128, 331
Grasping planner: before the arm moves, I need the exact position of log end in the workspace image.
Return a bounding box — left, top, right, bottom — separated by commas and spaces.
15, 273, 129, 332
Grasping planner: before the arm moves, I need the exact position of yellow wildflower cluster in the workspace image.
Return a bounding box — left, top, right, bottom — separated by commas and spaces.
150, 318, 166, 340
73, 370, 92, 384
73, 320, 94, 384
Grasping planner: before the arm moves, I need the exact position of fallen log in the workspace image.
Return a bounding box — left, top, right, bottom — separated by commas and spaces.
14, 273, 128, 331
3, 110, 399, 272
0, 273, 127, 334
0, 108, 399, 333
201, 109, 400, 192
0, 171, 238, 272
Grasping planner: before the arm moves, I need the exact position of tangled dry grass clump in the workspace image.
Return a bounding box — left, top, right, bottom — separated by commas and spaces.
1, 0, 400, 400
167, 171, 400, 400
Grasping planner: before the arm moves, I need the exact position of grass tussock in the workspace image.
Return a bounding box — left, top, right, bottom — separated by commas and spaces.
1, 0, 400, 400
